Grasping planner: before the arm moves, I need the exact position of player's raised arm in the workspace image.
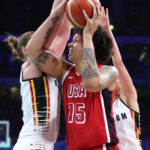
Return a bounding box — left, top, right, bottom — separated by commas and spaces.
109, 29, 137, 103
101, 8, 139, 111
27, 0, 68, 57
26, 0, 69, 79
82, 4, 118, 92
44, 0, 71, 58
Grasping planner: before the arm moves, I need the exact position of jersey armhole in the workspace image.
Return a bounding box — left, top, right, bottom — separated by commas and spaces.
120, 99, 140, 114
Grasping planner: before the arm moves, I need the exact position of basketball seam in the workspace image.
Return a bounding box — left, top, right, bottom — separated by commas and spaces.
68, 0, 83, 28
76, 0, 94, 25
75, 0, 83, 14
86, 0, 96, 17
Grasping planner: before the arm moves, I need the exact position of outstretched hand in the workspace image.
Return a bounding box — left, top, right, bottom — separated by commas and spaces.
99, 7, 111, 31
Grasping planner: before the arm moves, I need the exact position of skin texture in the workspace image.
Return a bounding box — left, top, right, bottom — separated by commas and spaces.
82, 48, 99, 80
44, 0, 71, 58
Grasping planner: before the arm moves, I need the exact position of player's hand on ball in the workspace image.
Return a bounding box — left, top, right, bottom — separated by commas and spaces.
82, 2, 101, 36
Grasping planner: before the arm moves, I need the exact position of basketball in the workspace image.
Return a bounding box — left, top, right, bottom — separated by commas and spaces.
66, 0, 99, 28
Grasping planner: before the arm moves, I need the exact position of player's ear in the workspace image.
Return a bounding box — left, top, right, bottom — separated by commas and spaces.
21, 46, 27, 55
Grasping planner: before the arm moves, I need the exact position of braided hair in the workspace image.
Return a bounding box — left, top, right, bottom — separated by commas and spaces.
6, 31, 34, 61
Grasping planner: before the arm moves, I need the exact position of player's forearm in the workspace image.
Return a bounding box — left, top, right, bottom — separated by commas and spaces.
44, 0, 71, 58
106, 30, 137, 96
51, 0, 64, 11
105, 29, 123, 66
82, 34, 100, 91
26, 0, 67, 58
44, 14, 71, 58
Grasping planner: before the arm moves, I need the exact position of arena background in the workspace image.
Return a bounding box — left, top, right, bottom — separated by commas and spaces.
0, 0, 150, 149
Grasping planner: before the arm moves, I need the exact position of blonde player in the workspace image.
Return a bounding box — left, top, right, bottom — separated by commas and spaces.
6, 0, 70, 149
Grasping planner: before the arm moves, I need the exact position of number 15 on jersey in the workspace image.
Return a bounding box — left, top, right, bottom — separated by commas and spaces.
68, 103, 86, 124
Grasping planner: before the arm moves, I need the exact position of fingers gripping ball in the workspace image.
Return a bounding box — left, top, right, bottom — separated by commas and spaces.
66, 0, 100, 28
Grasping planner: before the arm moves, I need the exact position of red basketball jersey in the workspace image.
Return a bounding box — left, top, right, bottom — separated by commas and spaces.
62, 65, 118, 150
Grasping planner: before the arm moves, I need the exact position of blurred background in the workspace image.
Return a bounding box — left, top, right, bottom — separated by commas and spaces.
0, 0, 150, 149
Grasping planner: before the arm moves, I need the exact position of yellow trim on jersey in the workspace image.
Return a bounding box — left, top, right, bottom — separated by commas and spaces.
31, 80, 39, 126
131, 110, 140, 143
137, 114, 141, 143
43, 76, 50, 128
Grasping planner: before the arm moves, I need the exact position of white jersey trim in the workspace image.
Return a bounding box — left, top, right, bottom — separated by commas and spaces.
100, 91, 111, 143
62, 65, 75, 84
119, 98, 140, 114
103, 144, 106, 150
20, 64, 25, 83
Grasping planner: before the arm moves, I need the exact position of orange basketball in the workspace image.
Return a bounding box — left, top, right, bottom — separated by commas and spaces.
66, 0, 99, 28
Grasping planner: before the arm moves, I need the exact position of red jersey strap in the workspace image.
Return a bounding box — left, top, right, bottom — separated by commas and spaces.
97, 64, 104, 68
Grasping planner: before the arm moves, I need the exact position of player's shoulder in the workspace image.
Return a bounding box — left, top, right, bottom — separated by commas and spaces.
98, 65, 118, 73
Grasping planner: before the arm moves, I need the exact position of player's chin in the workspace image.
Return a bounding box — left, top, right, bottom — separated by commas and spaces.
68, 55, 75, 63
68, 54, 72, 60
